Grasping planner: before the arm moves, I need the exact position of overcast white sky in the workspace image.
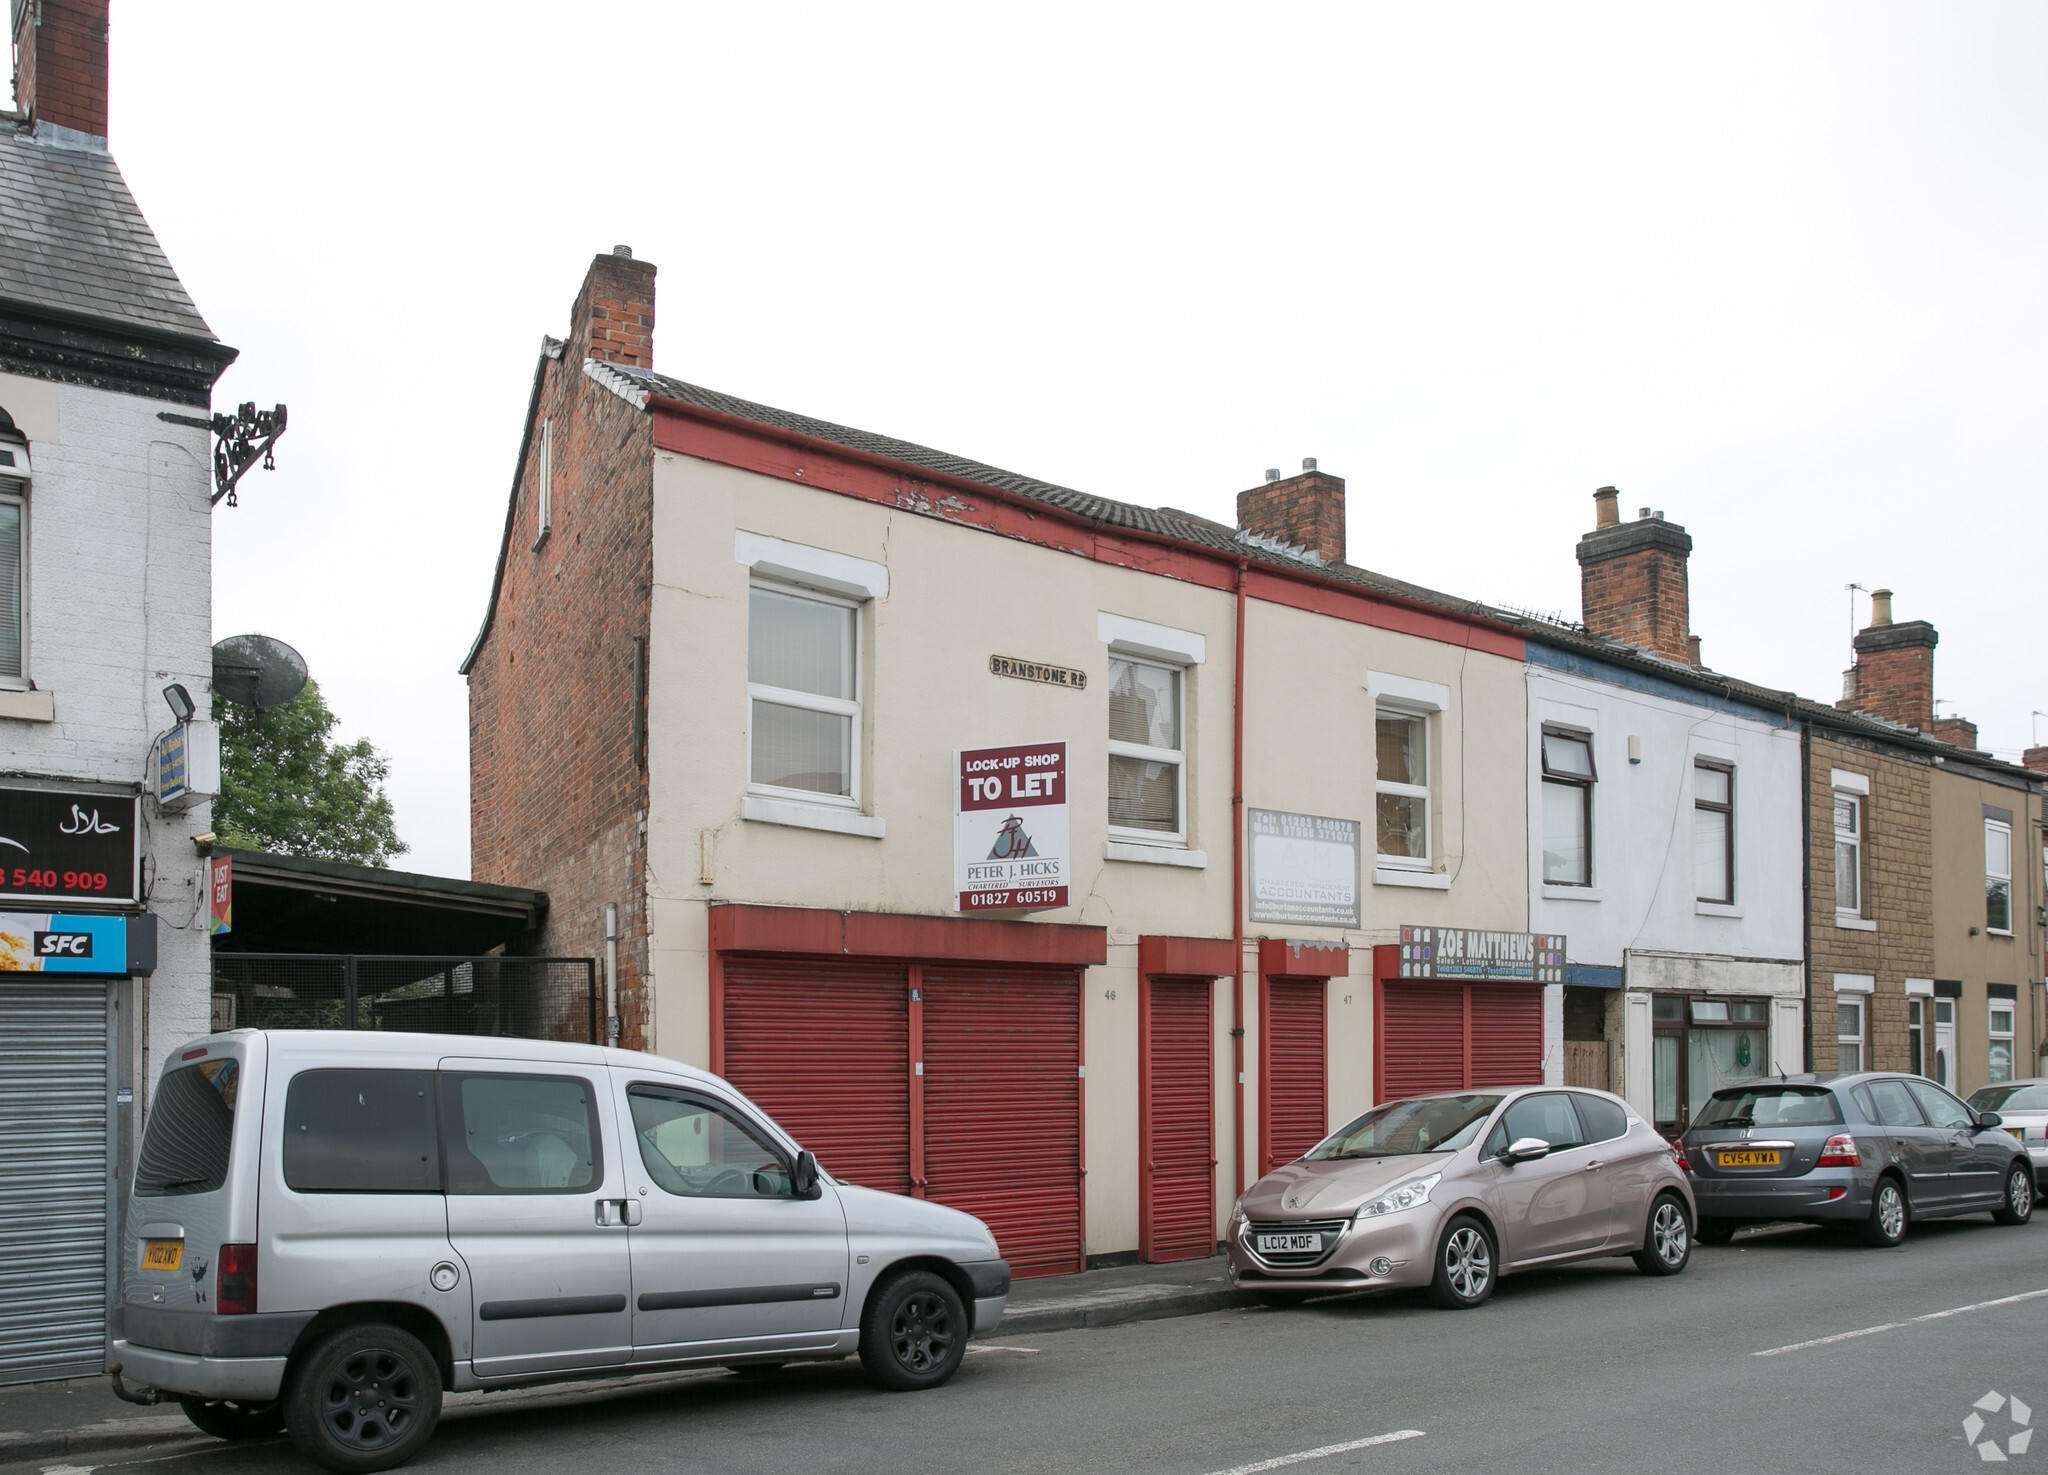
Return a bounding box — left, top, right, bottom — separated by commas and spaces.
74, 3, 2048, 877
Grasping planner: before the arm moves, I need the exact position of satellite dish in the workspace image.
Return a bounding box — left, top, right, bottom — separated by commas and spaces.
212, 634, 308, 711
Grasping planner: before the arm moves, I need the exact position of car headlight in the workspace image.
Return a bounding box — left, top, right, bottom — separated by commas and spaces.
1357, 1172, 1441, 1219
1230, 1196, 1248, 1228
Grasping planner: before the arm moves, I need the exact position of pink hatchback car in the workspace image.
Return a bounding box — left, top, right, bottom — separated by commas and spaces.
1228, 1087, 1695, 1309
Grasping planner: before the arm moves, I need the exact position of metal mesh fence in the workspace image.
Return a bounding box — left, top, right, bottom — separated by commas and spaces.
209, 955, 598, 1044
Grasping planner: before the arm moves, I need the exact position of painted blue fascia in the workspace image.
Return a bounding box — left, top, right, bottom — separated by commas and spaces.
1565, 964, 1623, 989
1526, 642, 1792, 728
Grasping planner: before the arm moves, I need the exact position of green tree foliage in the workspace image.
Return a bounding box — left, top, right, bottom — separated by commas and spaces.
213, 676, 407, 866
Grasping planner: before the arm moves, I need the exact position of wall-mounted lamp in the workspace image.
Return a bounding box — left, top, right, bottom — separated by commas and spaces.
162, 683, 196, 723
1627, 735, 1642, 765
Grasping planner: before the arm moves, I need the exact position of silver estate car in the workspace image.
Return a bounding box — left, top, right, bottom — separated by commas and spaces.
1682, 1073, 2035, 1246
109, 1031, 1010, 1472
1967, 1079, 2048, 1189
1227, 1087, 1695, 1309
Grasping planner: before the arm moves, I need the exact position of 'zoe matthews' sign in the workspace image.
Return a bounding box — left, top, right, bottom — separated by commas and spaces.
954, 741, 1069, 913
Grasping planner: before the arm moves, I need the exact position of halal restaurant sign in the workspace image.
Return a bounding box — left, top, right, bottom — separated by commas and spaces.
954, 740, 1069, 913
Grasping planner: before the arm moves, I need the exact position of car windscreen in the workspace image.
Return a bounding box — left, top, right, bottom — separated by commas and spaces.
135, 1059, 239, 1196
1969, 1083, 2048, 1113
1305, 1093, 1503, 1160
1693, 1085, 1841, 1129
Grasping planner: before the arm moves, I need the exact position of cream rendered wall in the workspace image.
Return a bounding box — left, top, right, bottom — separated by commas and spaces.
1931, 767, 2043, 1095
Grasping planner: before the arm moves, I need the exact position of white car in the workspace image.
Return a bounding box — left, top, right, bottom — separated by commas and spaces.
1968, 1079, 2048, 1188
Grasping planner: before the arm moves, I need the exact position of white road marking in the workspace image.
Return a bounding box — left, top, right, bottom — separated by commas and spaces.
1754, 1286, 2048, 1357
41, 1466, 99, 1475
1200, 1430, 1426, 1474
966, 1343, 1040, 1355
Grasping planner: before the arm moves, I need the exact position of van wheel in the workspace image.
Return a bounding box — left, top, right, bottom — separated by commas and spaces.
284, 1323, 442, 1474
1859, 1177, 1909, 1247
1992, 1162, 2035, 1225
859, 1270, 967, 1391
179, 1397, 284, 1440
1425, 1215, 1496, 1309
1632, 1194, 1692, 1276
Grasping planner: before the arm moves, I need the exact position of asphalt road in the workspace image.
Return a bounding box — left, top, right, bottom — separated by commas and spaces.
21, 1214, 2048, 1475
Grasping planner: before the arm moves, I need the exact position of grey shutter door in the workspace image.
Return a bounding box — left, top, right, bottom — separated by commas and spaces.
0, 978, 112, 1384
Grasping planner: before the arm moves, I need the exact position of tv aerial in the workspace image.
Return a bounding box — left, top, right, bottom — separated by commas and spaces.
211, 634, 308, 711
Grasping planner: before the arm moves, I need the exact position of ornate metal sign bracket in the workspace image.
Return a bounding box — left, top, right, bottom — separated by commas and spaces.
206, 402, 287, 507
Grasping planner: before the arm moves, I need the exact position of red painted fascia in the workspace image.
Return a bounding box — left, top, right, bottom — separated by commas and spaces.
648, 395, 1526, 656
1258, 937, 1350, 980
1137, 934, 1240, 981
708, 902, 1107, 969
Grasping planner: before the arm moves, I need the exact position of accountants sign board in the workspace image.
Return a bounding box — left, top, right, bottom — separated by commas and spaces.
955, 741, 1069, 913
1396, 926, 1566, 984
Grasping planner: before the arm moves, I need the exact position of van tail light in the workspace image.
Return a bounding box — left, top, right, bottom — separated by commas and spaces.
1816, 1135, 1860, 1168
217, 1244, 257, 1315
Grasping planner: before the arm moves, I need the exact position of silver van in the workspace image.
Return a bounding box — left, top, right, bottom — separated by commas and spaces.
109, 1030, 1011, 1471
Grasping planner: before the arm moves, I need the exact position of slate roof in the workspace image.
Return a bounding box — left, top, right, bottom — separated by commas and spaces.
0, 122, 215, 341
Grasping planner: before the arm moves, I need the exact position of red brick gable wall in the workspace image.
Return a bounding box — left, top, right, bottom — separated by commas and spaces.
469, 354, 654, 1047
13, 0, 109, 138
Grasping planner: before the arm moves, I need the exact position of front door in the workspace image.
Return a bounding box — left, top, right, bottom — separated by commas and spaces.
1934, 1003, 1956, 1090
1489, 1092, 1611, 1263
611, 1073, 849, 1360
440, 1059, 634, 1380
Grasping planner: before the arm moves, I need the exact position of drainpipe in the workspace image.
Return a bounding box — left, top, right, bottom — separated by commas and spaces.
604, 904, 621, 1046
1799, 715, 1813, 1073
1232, 559, 1249, 1196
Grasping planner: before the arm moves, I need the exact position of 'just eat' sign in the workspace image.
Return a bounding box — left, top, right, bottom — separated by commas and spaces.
954, 741, 1069, 914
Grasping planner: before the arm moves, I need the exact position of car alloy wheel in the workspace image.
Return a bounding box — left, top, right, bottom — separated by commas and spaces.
1994, 1164, 2035, 1226
1427, 1218, 1494, 1309
1860, 1179, 1908, 1247
890, 1290, 957, 1374
1633, 1195, 1692, 1276
319, 1348, 423, 1453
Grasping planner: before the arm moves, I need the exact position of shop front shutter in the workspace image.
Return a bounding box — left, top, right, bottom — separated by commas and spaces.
922, 970, 1082, 1278
1379, 982, 1465, 1100
0, 979, 110, 1385
721, 960, 910, 1195
1468, 984, 1544, 1088
1141, 977, 1214, 1263
1264, 980, 1327, 1170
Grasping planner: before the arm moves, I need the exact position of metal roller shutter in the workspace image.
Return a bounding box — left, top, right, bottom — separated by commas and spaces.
922, 970, 1082, 1278
1379, 982, 1466, 1100
0, 979, 111, 1385
721, 960, 910, 1194
1263, 980, 1327, 1171
1141, 977, 1213, 1263
1469, 984, 1544, 1087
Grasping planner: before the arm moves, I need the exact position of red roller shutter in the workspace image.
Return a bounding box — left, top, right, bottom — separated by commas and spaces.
721, 960, 910, 1195
922, 970, 1082, 1278
1379, 982, 1466, 1100
1141, 977, 1214, 1263
1263, 980, 1327, 1171
1469, 984, 1544, 1087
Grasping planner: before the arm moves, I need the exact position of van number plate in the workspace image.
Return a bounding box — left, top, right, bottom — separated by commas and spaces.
1257, 1233, 1322, 1254
142, 1240, 182, 1271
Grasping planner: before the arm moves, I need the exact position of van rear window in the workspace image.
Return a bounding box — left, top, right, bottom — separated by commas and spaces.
135, 1060, 239, 1196
283, 1069, 441, 1193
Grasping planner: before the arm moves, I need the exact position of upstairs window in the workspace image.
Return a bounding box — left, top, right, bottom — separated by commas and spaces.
1108, 656, 1184, 841
747, 582, 860, 805
1540, 728, 1594, 885
1374, 707, 1430, 867
1986, 818, 2013, 934
532, 418, 553, 547
0, 436, 25, 685
1693, 761, 1734, 904
1833, 791, 1864, 917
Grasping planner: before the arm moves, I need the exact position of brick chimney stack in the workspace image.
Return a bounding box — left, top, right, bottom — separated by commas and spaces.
2023, 748, 2048, 776
1576, 489, 1695, 663
11, 0, 109, 140
1236, 459, 1345, 566
1837, 587, 1944, 734
568, 245, 656, 370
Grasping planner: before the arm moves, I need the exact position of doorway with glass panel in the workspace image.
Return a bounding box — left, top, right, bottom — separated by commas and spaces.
1651, 995, 1771, 1136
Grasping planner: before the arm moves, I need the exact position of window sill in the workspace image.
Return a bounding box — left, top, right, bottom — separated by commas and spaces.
741, 794, 885, 839
1374, 868, 1449, 890
1834, 914, 1876, 932
0, 688, 53, 722
1987, 929, 2015, 939
1103, 841, 1206, 869
1695, 901, 1743, 918
1541, 884, 1603, 902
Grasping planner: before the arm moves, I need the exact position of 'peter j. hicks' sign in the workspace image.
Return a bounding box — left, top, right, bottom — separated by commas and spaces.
1397, 926, 1566, 984
954, 741, 1069, 913
0, 787, 140, 905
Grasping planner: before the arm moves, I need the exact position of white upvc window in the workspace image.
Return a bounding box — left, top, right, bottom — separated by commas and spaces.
1837, 995, 1865, 1073
1694, 760, 1735, 904
1834, 790, 1864, 919
1986, 818, 2014, 935
1990, 1000, 2016, 1084
0, 436, 24, 687
1540, 727, 1595, 886
532, 417, 553, 547
1374, 704, 1430, 868
1107, 655, 1185, 843
746, 580, 861, 808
